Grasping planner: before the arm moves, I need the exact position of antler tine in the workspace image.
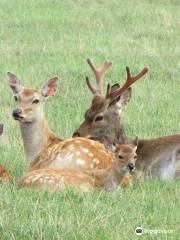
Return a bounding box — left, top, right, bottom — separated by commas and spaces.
87, 58, 112, 95
86, 76, 97, 94
107, 66, 148, 100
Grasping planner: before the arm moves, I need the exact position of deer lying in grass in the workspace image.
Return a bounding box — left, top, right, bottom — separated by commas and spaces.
73, 59, 148, 146
73, 59, 180, 180
8, 66, 145, 171
8, 72, 114, 170
0, 124, 12, 182
18, 141, 138, 192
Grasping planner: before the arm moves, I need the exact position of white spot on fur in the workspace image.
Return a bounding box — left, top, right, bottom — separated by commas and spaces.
44, 176, 51, 180
68, 145, 75, 151
75, 140, 81, 143
88, 152, 94, 157
76, 159, 85, 166
64, 153, 73, 163
93, 158, 100, 165
48, 179, 55, 184
31, 176, 40, 182
81, 148, 89, 153
90, 164, 94, 169
50, 176, 55, 180
76, 151, 81, 156
42, 178, 48, 183
91, 141, 96, 146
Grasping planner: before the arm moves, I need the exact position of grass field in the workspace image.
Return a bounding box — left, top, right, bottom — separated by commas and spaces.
0, 0, 180, 239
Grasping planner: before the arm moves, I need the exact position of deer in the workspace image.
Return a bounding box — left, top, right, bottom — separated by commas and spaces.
73, 59, 148, 146
7, 66, 146, 172
0, 124, 12, 183
73, 59, 180, 180
8, 72, 114, 171
18, 140, 138, 192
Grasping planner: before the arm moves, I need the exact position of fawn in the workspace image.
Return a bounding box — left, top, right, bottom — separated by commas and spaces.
7, 67, 144, 171
73, 59, 180, 180
18, 140, 138, 192
0, 124, 12, 183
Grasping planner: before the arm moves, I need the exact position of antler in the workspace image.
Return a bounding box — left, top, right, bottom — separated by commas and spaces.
106, 66, 148, 100
86, 58, 112, 95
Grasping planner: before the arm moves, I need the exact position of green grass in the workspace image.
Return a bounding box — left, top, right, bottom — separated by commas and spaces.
0, 0, 180, 239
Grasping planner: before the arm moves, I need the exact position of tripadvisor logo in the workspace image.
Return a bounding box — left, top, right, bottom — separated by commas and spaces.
135, 227, 143, 236
135, 227, 173, 236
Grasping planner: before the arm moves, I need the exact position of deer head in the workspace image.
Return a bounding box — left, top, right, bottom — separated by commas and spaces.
114, 137, 138, 174
73, 59, 148, 145
7, 73, 59, 164
7, 72, 58, 124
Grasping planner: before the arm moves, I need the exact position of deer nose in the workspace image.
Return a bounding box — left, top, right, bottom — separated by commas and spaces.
12, 108, 22, 119
72, 131, 80, 138
127, 163, 135, 172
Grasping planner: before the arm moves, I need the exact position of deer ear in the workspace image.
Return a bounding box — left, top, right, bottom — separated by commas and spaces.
119, 87, 132, 105
41, 77, 58, 97
132, 136, 138, 148
0, 124, 3, 136
7, 72, 22, 93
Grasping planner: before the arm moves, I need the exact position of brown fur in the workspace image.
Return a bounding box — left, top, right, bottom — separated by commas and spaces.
19, 144, 137, 192
0, 164, 12, 183
8, 73, 116, 171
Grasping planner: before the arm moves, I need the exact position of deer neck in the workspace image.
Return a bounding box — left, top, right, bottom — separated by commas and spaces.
114, 113, 127, 143
20, 117, 55, 165
101, 109, 127, 149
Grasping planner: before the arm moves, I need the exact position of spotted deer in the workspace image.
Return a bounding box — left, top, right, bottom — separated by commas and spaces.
18, 140, 138, 192
8, 64, 146, 172
0, 124, 12, 182
73, 59, 180, 180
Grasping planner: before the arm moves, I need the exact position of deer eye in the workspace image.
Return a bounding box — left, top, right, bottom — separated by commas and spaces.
118, 155, 124, 160
95, 115, 103, 122
32, 99, 40, 104
134, 155, 137, 160
14, 96, 18, 101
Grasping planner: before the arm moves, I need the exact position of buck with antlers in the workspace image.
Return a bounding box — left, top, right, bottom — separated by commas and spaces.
73, 59, 148, 146
0, 124, 12, 183
8, 63, 145, 172
73, 59, 180, 180
18, 140, 138, 192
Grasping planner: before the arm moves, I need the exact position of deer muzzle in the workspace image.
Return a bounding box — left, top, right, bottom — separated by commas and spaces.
127, 163, 135, 172
12, 108, 23, 120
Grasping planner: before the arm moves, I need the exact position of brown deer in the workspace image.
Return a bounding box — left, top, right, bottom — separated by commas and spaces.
0, 124, 12, 182
8, 72, 114, 170
18, 141, 138, 192
73, 59, 148, 146
8, 66, 146, 172
73, 59, 180, 180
